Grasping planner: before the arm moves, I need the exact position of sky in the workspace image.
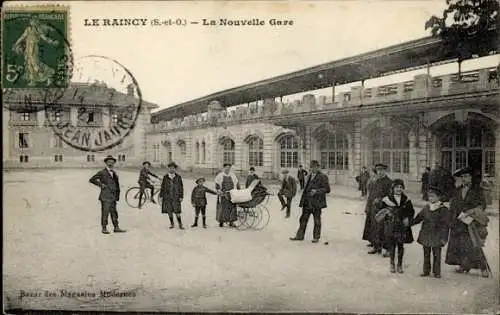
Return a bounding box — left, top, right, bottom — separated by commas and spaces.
6, 0, 499, 110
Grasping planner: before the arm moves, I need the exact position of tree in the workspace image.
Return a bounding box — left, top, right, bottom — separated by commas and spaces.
425, 0, 498, 77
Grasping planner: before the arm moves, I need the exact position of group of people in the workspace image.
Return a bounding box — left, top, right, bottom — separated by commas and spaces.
88, 155, 491, 278
362, 163, 490, 278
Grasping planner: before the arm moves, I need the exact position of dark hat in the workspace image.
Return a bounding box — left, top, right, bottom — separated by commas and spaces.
167, 162, 178, 168
392, 179, 405, 189
281, 169, 289, 174
223, 163, 232, 167
375, 163, 388, 169
195, 177, 205, 184
310, 160, 320, 167
427, 186, 443, 196
104, 155, 116, 163
249, 167, 255, 171
142, 161, 151, 166
453, 166, 473, 177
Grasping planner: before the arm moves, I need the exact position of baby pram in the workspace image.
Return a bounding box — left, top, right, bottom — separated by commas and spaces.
226, 180, 272, 230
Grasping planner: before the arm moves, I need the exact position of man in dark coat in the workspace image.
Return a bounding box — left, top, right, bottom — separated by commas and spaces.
364, 163, 393, 255
421, 167, 431, 201
445, 167, 489, 277
246, 167, 259, 188
297, 165, 308, 190
357, 166, 370, 198
278, 169, 297, 218
89, 155, 126, 234
290, 160, 331, 243
160, 162, 184, 229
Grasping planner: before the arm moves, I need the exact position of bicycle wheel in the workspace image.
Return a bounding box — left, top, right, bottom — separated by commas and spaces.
125, 187, 146, 209
253, 205, 270, 230
235, 207, 255, 230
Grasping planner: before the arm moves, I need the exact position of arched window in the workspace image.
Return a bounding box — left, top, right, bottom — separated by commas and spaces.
279, 135, 299, 168
371, 130, 410, 173
163, 141, 172, 163
221, 138, 235, 165
195, 142, 200, 164
201, 141, 206, 164
319, 132, 349, 170
248, 137, 264, 167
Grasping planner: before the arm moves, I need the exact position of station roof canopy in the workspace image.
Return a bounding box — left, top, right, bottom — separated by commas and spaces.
152, 32, 497, 122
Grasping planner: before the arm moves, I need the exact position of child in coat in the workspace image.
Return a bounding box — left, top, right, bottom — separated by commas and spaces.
411, 186, 450, 278
376, 179, 415, 274
191, 178, 218, 228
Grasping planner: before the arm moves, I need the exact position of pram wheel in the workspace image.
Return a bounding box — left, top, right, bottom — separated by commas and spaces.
235, 206, 256, 230
253, 205, 270, 230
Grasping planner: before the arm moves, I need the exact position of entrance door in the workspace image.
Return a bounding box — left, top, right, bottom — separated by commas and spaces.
468, 149, 482, 186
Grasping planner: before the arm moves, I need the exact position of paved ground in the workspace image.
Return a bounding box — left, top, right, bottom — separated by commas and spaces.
3, 169, 499, 313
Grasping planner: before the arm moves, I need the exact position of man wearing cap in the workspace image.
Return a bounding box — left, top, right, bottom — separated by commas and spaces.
278, 169, 297, 218
138, 161, 160, 208
445, 166, 489, 277
290, 160, 330, 243
363, 163, 393, 255
160, 162, 184, 229
89, 155, 126, 234
215, 163, 240, 227
297, 165, 308, 190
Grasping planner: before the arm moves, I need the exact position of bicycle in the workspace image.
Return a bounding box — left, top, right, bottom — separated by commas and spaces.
125, 182, 161, 209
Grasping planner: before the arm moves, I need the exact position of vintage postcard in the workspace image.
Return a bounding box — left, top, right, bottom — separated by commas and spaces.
2, 0, 499, 314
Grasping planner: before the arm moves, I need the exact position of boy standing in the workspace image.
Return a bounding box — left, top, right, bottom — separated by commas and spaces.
191, 178, 218, 228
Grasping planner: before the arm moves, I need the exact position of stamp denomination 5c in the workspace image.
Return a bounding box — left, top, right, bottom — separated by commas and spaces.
2, 5, 71, 89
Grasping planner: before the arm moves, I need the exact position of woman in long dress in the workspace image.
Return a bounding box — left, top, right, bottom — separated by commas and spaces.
445, 167, 489, 277
215, 163, 240, 227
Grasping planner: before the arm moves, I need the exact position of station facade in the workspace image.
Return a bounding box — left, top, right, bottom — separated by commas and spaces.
147, 67, 499, 194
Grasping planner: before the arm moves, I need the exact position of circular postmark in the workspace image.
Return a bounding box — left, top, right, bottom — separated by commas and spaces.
2, 13, 74, 113
45, 55, 143, 152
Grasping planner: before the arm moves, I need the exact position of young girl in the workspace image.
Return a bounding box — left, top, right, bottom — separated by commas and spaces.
412, 187, 450, 278
376, 179, 415, 273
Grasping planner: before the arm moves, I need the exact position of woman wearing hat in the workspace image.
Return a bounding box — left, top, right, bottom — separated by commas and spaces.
445, 167, 489, 277
363, 163, 393, 256
412, 186, 450, 278
160, 162, 185, 229
214, 163, 240, 227
376, 179, 415, 273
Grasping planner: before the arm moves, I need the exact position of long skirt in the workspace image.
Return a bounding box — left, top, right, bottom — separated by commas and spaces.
445, 228, 487, 270
216, 196, 237, 223
362, 213, 373, 241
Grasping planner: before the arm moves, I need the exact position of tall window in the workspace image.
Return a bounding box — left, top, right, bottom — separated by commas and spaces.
222, 138, 235, 165
201, 141, 206, 164
87, 154, 95, 162
88, 112, 95, 123
371, 130, 410, 173
54, 155, 63, 162
18, 133, 29, 148
112, 113, 118, 124
54, 136, 63, 148
319, 132, 349, 170
178, 141, 187, 157
195, 142, 200, 164
279, 135, 299, 168
19, 155, 29, 163
440, 125, 496, 175
248, 137, 264, 167
153, 144, 160, 162
21, 112, 30, 121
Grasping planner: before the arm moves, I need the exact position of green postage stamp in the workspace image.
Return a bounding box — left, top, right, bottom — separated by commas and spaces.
2, 5, 71, 89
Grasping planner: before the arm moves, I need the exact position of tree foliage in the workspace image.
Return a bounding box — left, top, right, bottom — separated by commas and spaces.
425, 0, 498, 60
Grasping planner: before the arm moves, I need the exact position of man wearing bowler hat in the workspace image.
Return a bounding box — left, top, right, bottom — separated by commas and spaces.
160, 162, 184, 229
89, 155, 126, 234
290, 160, 330, 243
